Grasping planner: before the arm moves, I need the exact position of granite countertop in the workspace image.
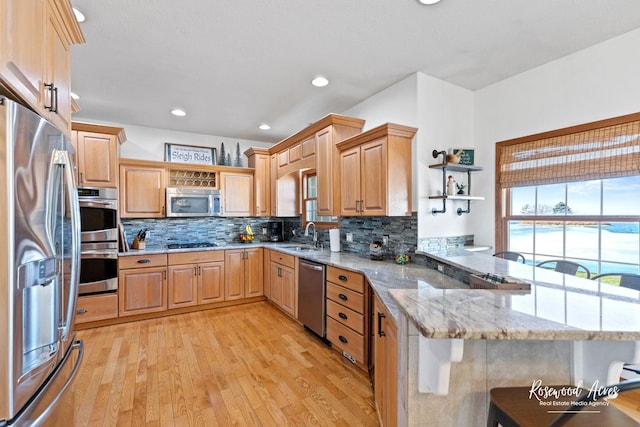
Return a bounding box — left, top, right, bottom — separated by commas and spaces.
399, 248, 640, 341
120, 242, 466, 321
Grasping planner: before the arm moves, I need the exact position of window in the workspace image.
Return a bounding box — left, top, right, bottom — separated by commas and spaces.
496, 113, 640, 279
301, 170, 338, 228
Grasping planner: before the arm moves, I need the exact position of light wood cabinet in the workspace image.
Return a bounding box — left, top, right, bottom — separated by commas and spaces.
269, 250, 296, 317
374, 294, 398, 427
119, 159, 167, 218
325, 266, 368, 367
224, 248, 263, 300
72, 122, 126, 188
219, 170, 254, 216
337, 123, 416, 217
0, 0, 84, 134
118, 254, 168, 317
245, 148, 270, 217
167, 251, 225, 308
75, 293, 118, 324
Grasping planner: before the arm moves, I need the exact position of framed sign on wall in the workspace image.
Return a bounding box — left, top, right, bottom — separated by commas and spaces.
165, 143, 217, 165
449, 147, 475, 165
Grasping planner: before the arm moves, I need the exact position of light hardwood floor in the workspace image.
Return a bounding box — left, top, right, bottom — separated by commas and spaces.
71, 301, 379, 426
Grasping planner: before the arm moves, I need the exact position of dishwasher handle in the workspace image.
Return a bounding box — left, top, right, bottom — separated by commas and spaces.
300, 262, 324, 271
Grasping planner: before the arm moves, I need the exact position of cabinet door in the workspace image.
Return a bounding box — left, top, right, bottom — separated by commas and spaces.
44, 2, 71, 132
269, 262, 283, 307
244, 248, 264, 298
253, 154, 270, 217
374, 296, 398, 427
270, 155, 277, 216
118, 267, 167, 316
224, 249, 245, 300
119, 163, 167, 218
280, 264, 296, 317
0, 0, 44, 111
199, 261, 225, 304
167, 264, 197, 309
220, 172, 253, 216
360, 138, 387, 216
340, 146, 362, 216
316, 128, 334, 216
77, 131, 117, 187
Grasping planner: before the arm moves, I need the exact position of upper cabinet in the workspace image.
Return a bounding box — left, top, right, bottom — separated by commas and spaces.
0, 0, 85, 135
337, 123, 416, 217
72, 122, 126, 188
245, 147, 270, 217
219, 169, 254, 217
119, 159, 168, 218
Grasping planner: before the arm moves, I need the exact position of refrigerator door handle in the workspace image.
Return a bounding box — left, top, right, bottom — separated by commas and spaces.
51, 149, 81, 342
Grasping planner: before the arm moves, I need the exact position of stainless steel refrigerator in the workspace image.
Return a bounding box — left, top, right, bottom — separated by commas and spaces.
0, 97, 83, 426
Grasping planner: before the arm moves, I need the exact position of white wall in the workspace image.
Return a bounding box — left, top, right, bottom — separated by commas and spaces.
472, 27, 640, 247
71, 118, 272, 166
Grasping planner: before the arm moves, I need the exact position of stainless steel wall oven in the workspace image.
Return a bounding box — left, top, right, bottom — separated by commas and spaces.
77, 187, 118, 295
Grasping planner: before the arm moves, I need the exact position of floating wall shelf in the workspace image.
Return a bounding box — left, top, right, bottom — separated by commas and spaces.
430, 150, 484, 215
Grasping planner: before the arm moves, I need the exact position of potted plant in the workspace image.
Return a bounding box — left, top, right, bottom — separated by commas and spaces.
456, 182, 467, 195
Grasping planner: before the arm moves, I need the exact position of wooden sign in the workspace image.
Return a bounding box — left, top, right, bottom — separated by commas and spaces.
165, 143, 216, 165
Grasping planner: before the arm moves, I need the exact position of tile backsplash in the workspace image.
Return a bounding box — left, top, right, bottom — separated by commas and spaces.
121, 213, 418, 258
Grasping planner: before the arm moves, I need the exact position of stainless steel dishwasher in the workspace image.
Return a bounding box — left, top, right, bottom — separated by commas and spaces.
298, 258, 326, 337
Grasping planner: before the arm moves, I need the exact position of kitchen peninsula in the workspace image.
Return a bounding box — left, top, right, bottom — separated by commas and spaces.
388, 248, 640, 426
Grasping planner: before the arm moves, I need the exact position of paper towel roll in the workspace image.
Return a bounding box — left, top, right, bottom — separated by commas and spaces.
329, 228, 340, 252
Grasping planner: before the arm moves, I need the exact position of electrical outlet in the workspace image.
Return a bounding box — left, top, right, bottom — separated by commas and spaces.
262, 227, 267, 235
382, 235, 389, 246
437, 264, 444, 273
346, 232, 353, 242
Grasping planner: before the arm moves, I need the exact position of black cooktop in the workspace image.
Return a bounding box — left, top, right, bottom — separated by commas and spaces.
167, 242, 217, 249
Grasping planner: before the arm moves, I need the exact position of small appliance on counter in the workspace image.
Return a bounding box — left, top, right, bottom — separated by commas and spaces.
268, 221, 284, 242
370, 240, 384, 260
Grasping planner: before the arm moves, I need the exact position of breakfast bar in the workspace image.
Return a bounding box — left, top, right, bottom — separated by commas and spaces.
389, 249, 640, 426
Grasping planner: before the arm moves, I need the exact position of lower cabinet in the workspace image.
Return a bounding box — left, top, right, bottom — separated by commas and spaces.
168, 251, 225, 308
224, 248, 263, 300
269, 250, 296, 317
325, 266, 368, 367
76, 293, 118, 324
374, 294, 398, 427
118, 254, 168, 317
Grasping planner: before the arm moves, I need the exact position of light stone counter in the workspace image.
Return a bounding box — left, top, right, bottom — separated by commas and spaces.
392, 248, 640, 427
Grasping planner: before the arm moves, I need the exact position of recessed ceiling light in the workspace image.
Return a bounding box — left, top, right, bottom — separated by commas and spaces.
311, 76, 329, 87
70, 92, 80, 100
171, 109, 187, 117
418, 0, 441, 4
72, 7, 86, 23
258, 123, 271, 130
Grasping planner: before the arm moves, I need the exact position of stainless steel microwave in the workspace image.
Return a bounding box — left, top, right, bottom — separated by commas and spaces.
166, 187, 222, 217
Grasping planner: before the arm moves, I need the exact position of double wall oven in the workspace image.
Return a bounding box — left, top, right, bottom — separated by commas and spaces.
78, 187, 118, 295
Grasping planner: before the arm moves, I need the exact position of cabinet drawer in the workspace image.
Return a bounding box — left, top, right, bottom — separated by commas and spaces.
119, 253, 167, 269
76, 293, 118, 323
326, 317, 364, 363
326, 299, 364, 334
271, 250, 295, 269
168, 250, 224, 265
327, 266, 363, 293
326, 282, 364, 314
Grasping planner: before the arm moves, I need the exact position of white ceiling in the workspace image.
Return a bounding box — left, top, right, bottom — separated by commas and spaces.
70, 0, 640, 143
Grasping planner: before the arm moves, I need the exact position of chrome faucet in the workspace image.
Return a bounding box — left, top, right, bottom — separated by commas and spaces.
304, 221, 317, 245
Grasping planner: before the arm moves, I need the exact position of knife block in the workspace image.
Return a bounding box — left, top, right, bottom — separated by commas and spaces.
131, 237, 145, 250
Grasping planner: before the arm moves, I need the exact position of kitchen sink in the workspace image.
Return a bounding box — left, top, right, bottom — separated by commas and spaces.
281, 245, 321, 252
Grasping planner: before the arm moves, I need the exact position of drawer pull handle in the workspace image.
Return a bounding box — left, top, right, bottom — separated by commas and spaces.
339, 312, 348, 320
339, 335, 348, 344
137, 259, 151, 264
338, 275, 348, 281
338, 293, 348, 301
76, 309, 88, 314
